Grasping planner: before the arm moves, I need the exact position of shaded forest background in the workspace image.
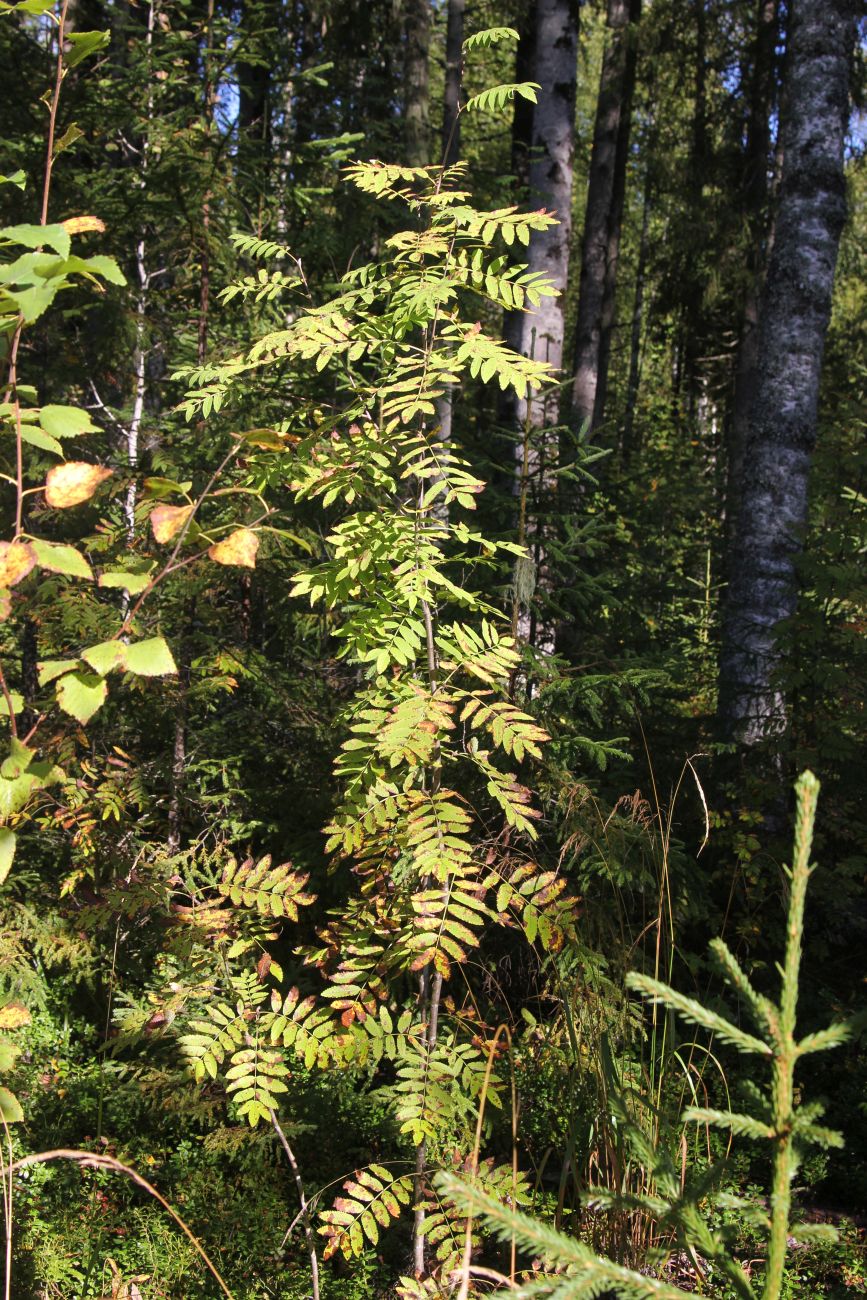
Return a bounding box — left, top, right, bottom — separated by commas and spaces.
0, 0, 866, 1296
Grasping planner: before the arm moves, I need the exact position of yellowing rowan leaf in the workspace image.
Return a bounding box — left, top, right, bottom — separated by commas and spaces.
150, 504, 193, 543
0, 541, 36, 588
45, 461, 112, 508
208, 528, 259, 568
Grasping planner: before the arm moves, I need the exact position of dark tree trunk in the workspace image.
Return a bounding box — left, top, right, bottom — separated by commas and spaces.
435, 0, 465, 474
724, 0, 780, 537
718, 0, 857, 746
510, 0, 578, 653
440, 0, 464, 167
621, 163, 651, 462
403, 0, 431, 166
571, 0, 641, 436
503, 2, 539, 364
237, 0, 271, 142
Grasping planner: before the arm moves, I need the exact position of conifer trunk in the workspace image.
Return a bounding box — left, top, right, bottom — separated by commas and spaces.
435, 0, 465, 484
441, 0, 464, 167
571, 0, 640, 436
509, 0, 577, 653
718, 0, 857, 746
724, 0, 779, 541
621, 163, 651, 462
403, 0, 431, 167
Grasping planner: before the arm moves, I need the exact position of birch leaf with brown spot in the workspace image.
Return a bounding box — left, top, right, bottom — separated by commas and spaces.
0, 541, 36, 588
61, 214, 105, 235
150, 504, 193, 543
208, 528, 259, 568
45, 461, 112, 508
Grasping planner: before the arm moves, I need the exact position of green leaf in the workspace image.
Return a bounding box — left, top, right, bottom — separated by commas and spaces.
20, 425, 62, 455
142, 476, 193, 499
77, 253, 125, 285
0, 1040, 17, 1071
5, 0, 54, 13
0, 827, 15, 885
63, 29, 110, 68
53, 123, 85, 155
0, 223, 70, 259
125, 636, 177, 677
0, 171, 26, 189
39, 404, 98, 439
5, 281, 58, 323
98, 570, 152, 594
38, 659, 78, 686
30, 538, 93, 580
56, 671, 108, 723
81, 640, 127, 676
0, 1085, 23, 1124
0, 691, 23, 718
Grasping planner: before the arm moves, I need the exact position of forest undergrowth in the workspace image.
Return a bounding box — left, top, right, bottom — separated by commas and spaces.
0, 1, 865, 1297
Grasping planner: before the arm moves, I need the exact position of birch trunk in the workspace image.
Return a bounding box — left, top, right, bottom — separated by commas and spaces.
718, 0, 857, 746
571, 0, 640, 436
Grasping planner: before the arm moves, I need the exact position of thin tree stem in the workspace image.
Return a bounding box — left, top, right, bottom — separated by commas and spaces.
271, 1112, 320, 1300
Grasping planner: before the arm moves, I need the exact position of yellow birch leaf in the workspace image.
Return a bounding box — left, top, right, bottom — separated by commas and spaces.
208, 528, 259, 568
150, 504, 193, 543
0, 1001, 30, 1030
45, 461, 112, 508
0, 541, 36, 588
61, 215, 106, 235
